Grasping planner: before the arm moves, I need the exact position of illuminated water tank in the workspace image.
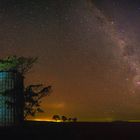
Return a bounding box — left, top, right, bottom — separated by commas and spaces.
0, 71, 24, 127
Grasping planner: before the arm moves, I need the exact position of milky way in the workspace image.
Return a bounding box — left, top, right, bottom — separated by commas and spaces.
89, 1, 140, 90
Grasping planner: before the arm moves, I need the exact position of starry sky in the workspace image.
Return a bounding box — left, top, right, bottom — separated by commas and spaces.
1, 0, 140, 121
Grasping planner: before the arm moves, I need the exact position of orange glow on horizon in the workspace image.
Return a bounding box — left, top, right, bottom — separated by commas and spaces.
28, 119, 140, 123
27, 118, 62, 122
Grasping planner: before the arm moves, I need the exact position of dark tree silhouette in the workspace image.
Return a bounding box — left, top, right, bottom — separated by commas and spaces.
61, 116, 67, 122
68, 118, 72, 122
52, 115, 60, 122
24, 84, 52, 119
72, 118, 77, 122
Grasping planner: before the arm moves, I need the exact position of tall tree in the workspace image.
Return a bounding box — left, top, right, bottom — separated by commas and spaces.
0, 55, 52, 119
0, 55, 38, 75
24, 84, 52, 119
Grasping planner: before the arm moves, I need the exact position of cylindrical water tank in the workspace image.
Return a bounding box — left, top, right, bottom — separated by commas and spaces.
0, 71, 24, 127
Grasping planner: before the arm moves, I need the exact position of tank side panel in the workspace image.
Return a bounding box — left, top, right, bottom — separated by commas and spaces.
0, 71, 24, 127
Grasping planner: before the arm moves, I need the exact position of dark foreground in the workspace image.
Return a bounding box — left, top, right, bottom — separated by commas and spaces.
0, 121, 140, 139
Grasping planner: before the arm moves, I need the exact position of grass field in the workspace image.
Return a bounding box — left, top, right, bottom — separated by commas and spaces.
0, 121, 140, 139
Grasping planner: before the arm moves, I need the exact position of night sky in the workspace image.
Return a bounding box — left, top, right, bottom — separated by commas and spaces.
1, 0, 140, 121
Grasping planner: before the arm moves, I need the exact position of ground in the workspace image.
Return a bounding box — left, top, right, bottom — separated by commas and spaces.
0, 121, 139, 140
